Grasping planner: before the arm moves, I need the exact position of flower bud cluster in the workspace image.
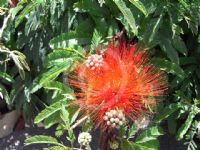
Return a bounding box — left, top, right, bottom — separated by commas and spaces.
103, 109, 126, 128
85, 54, 103, 70
78, 132, 92, 146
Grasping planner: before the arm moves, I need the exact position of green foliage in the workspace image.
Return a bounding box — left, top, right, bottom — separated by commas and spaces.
113, 0, 137, 35
0, 0, 200, 149
129, 0, 147, 16
121, 126, 163, 150
34, 100, 69, 124
25, 135, 65, 147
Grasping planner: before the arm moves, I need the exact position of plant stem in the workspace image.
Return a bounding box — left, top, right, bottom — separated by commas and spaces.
71, 115, 88, 129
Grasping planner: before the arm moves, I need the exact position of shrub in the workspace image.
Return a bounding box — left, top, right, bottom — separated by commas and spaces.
0, 0, 200, 149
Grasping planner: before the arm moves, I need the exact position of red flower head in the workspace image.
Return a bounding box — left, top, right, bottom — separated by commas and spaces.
68, 39, 167, 131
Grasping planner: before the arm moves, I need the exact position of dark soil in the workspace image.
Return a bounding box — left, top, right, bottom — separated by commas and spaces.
0, 126, 190, 150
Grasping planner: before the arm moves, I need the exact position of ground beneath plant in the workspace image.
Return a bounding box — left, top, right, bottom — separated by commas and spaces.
0, 126, 190, 150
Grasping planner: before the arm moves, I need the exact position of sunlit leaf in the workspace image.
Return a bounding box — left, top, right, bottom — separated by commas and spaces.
177, 108, 199, 140
15, 0, 45, 28
34, 100, 69, 124
121, 139, 134, 150
113, 0, 137, 35
129, 0, 147, 16
0, 72, 14, 83
25, 135, 65, 147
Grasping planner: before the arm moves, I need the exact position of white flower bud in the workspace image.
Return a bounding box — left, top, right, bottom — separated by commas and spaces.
107, 121, 111, 125
78, 132, 92, 146
85, 54, 103, 70
107, 112, 113, 118
114, 118, 119, 123
104, 109, 126, 128
118, 113, 123, 119
111, 110, 117, 116
110, 117, 115, 123
111, 123, 116, 128
89, 62, 94, 66
122, 117, 126, 122
119, 121, 123, 126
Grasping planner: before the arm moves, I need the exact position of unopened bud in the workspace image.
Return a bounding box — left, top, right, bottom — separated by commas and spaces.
85, 54, 104, 70
104, 109, 126, 129
111, 123, 116, 128
110, 118, 115, 123
78, 132, 92, 146
107, 121, 111, 125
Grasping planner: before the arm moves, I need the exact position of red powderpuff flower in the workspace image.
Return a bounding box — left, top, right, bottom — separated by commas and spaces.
68, 39, 167, 130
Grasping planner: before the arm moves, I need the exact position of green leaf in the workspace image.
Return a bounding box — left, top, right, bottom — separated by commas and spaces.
40, 60, 74, 85
178, 0, 189, 9
129, 0, 147, 16
25, 135, 65, 147
159, 36, 179, 64
43, 111, 60, 129
24, 86, 31, 102
29, 77, 42, 94
45, 50, 73, 67
180, 57, 197, 65
10, 4, 24, 19
152, 58, 185, 79
121, 139, 134, 150
0, 0, 7, 7
70, 109, 80, 125
128, 123, 138, 139
55, 124, 66, 137
0, 84, 10, 105
45, 49, 83, 68
34, 100, 69, 124
172, 36, 187, 56
91, 29, 104, 50
0, 72, 14, 83
155, 103, 181, 123
176, 108, 199, 140
134, 140, 159, 150
135, 126, 163, 143
146, 14, 163, 45
60, 105, 70, 126
49, 31, 91, 49
113, 0, 137, 35
43, 81, 72, 93
15, 0, 44, 28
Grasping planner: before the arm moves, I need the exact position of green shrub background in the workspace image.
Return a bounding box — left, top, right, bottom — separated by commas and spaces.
0, 0, 200, 149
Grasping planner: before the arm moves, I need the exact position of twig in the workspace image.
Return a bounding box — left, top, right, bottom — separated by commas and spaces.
71, 115, 88, 129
